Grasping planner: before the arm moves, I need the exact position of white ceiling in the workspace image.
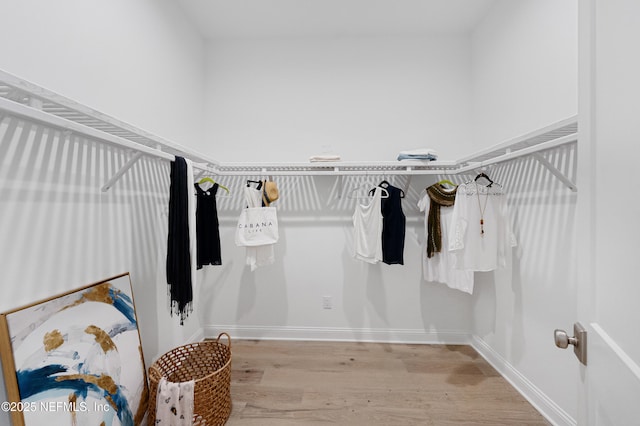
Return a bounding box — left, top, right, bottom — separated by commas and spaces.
176, 0, 497, 39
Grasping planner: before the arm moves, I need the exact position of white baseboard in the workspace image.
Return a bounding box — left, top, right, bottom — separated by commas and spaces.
471, 335, 576, 426
187, 327, 205, 343
203, 324, 471, 345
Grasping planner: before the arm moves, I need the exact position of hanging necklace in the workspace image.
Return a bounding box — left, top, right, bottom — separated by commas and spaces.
475, 183, 489, 236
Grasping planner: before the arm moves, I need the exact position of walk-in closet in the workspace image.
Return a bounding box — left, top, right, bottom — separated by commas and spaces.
0, 0, 638, 425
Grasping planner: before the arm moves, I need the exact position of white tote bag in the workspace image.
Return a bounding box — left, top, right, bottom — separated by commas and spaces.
235, 206, 279, 246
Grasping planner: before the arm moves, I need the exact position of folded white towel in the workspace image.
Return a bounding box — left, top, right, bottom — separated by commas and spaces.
309, 154, 341, 162
156, 378, 195, 426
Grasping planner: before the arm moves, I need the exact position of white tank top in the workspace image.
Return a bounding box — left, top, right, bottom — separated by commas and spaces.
352, 186, 384, 263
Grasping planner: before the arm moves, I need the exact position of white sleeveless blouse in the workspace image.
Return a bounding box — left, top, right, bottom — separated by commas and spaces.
352, 186, 384, 264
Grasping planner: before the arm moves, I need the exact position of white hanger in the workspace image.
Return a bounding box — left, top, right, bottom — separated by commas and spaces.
348, 183, 389, 199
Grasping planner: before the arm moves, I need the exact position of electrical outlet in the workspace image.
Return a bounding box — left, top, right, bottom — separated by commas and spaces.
322, 296, 332, 310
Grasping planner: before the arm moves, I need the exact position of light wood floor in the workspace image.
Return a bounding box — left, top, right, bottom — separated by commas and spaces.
225, 339, 550, 425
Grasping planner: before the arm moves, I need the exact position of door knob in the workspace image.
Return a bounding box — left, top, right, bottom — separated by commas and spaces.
554, 329, 578, 349
554, 322, 587, 365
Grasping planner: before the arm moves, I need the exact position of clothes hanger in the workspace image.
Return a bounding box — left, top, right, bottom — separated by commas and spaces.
437, 179, 457, 188
347, 183, 372, 199
367, 186, 390, 199
472, 172, 502, 190
246, 179, 263, 190
198, 176, 229, 193
349, 182, 389, 199
474, 172, 494, 187
376, 179, 404, 198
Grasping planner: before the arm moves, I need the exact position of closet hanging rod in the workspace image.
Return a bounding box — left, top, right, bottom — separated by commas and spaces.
215, 215, 424, 224
0, 69, 218, 169
455, 133, 578, 191
456, 133, 577, 173
208, 129, 577, 179
0, 97, 172, 161
210, 162, 458, 177
0, 97, 219, 190
213, 169, 443, 176
456, 115, 578, 165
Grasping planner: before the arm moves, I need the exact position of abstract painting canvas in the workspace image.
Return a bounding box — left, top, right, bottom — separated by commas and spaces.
0, 273, 148, 426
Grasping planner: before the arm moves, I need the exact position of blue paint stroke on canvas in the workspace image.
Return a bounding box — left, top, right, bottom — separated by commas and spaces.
17, 365, 133, 425
107, 286, 136, 325
109, 321, 137, 338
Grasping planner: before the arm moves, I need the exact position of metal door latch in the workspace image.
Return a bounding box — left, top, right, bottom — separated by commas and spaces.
554, 322, 587, 365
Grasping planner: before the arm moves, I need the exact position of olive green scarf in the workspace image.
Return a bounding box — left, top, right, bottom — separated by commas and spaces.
426, 183, 457, 258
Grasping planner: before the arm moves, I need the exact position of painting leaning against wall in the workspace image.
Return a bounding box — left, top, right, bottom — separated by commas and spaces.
0, 273, 148, 426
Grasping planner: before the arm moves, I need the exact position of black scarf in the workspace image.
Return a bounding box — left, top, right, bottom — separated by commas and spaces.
166, 156, 193, 325
426, 183, 457, 258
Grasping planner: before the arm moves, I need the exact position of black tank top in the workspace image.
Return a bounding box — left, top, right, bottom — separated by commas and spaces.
379, 181, 406, 265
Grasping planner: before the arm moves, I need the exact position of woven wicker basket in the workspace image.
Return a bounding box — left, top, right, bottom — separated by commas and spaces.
148, 333, 232, 425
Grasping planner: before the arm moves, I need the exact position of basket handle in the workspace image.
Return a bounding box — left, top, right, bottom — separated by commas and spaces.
216, 332, 231, 350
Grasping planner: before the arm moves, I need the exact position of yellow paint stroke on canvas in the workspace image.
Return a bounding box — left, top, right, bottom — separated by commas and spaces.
85, 325, 117, 353
56, 374, 119, 411
62, 283, 119, 311
81, 283, 115, 304
43, 329, 64, 352
69, 393, 77, 426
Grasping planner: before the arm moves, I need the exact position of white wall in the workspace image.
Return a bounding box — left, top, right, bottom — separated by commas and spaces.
0, 0, 205, 148
197, 34, 476, 342
471, 0, 578, 147
0, 1, 205, 423
202, 35, 473, 162
0, 117, 202, 424
200, 174, 473, 342
469, 0, 579, 423
0, 0, 206, 354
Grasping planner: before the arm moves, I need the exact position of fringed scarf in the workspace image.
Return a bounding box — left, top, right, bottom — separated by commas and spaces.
166, 156, 193, 325
426, 183, 457, 258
